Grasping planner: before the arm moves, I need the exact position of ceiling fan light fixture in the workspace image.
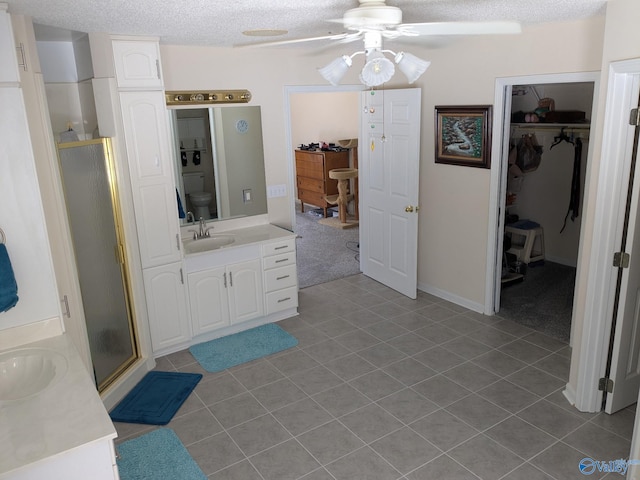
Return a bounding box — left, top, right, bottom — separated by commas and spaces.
395, 51, 430, 83
319, 55, 353, 86
360, 50, 395, 87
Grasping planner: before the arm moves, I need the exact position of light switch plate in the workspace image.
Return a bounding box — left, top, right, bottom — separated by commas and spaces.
267, 184, 287, 198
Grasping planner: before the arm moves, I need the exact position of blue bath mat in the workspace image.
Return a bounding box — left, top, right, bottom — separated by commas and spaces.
117, 428, 206, 480
110, 371, 202, 425
189, 323, 298, 372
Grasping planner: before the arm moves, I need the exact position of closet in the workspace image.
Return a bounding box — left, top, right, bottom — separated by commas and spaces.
499, 82, 594, 344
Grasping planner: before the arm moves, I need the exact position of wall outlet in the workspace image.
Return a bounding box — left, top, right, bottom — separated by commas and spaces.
267, 184, 287, 198
243, 189, 252, 203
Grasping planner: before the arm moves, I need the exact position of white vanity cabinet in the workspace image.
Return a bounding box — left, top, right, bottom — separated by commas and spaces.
187, 250, 264, 337
142, 262, 191, 352
112, 39, 162, 89
0, 5, 19, 84
263, 238, 299, 314
119, 90, 182, 269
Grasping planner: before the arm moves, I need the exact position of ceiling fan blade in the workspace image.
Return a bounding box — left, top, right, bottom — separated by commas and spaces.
234, 32, 351, 48
398, 21, 521, 36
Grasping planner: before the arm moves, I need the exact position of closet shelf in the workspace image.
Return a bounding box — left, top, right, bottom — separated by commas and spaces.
511, 122, 590, 131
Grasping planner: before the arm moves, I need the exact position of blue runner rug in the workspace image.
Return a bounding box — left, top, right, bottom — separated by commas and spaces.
110, 371, 202, 425
117, 428, 206, 480
189, 323, 298, 372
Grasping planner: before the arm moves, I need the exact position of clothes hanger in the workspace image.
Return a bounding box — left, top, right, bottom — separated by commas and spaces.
550, 127, 574, 150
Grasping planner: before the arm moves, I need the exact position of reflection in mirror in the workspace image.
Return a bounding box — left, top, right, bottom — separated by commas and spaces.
169, 106, 268, 224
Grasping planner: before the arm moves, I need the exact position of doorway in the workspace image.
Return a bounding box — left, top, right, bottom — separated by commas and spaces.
285, 86, 363, 288
488, 72, 600, 348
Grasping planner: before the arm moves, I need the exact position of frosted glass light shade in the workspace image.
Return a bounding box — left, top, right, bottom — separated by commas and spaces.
319, 55, 353, 86
360, 51, 395, 86
395, 52, 430, 84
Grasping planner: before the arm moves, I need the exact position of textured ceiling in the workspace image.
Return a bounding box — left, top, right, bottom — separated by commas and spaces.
6, 0, 608, 46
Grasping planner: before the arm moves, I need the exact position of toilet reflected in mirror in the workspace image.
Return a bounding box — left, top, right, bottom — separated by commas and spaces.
182, 172, 212, 220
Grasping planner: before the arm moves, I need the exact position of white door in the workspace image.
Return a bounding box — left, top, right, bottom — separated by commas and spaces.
605, 94, 640, 414
359, 88, 421, 298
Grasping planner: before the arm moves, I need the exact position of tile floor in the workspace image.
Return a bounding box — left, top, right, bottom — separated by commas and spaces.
113, 274, 636, 480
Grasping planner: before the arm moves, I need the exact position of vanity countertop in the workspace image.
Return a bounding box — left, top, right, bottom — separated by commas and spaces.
0, 334, 116, 477
182, 223, 295, 257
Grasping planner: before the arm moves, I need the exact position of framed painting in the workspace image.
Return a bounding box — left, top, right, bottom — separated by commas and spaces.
434, 105, 492, 168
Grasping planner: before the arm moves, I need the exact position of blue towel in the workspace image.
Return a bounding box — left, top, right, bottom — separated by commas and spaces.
176, 189, 186, 219
0, 244, 18, 312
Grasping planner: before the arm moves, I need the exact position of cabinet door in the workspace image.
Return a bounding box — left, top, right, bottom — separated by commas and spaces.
0, 7, 19, 83
228, 259, 264, 324
120, 91, 181, 268
112, 40, 162, 88
143, 263, 190, 353
188, 267, 230, 336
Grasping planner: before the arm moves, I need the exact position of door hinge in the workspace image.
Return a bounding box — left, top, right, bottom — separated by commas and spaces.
630, 108, 640, 127
598, 377, 614, 393
613, 251, 630, 268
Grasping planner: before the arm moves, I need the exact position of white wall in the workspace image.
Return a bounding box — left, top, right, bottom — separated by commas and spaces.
160, 16, 605, 307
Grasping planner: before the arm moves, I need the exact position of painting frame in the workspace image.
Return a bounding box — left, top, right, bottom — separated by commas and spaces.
434, 105, 492, 168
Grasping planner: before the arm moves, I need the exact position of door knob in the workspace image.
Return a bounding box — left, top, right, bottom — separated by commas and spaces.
405, 206, 414, 213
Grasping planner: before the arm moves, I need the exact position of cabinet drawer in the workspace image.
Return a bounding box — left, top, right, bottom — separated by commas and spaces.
266, 286, 299, 314
298, 189, 328, 208
264, 264, 297, 292
297, 176, 324, 193
262, 238, 295, 256
263, 251, 296, 270
296, 156, 323, 178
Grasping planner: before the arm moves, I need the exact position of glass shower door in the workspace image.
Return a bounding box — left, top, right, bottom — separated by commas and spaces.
57, 138, 138, 391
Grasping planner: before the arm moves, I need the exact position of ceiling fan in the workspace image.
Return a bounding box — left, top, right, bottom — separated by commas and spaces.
239, 0, 521, 86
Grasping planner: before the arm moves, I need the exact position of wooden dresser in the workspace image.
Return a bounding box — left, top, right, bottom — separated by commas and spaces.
295, 149, 350, 217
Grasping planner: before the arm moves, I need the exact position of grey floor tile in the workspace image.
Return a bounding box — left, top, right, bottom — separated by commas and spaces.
590, 408, 636, 441
563, 422, 631, 460
302, 339, 351, 364
357, 342, 407, 367
470, 325, 518, 349
324, 353, 376, 381
251, 377, 308, 412
408, 454, 480, 480
299, 468, 338, 480
340, 404, 404, 443
341, 309, 387, 328
312, 383, 371, 417
387, 333, 435, 356
445, 394, 511, 431
325, 446, 403, 480
418, 303, 459, 322
187, 431, 245, 476
230, 360, 284, 390
471, 350, 527, 377
312, 318, 358, 338
169, 407, 223, 446
501, 462, 554, 480
533, 353, 571, 381
208, 460, 263, 480
449, 434, 523, 480
209, 392, 267, 429
410, 409, 479, 452
391, 311, 434, 331
372, 302, 412, 320
439, 314, 485, 335
413, 346, 466, 372
476, 379, 540, 413
507, 366, 567, 397
530, 441, 595, 480
334, 329, 382, 352
521, 331, 568, 352
371, 427, 441, 474
491, 319, 534, 338
365, 320, 410, 341
289, 365, 344, 396
442, 336, 493, 360
442, 362, 501, 392
195, 372, 246, 406
414, 323, 460, 345
272, 397, 333, 436
383, 357, 437, 386
268, 349, 320, 376
349, 369, 405, 401
377, 388, 439, 424
227, 413, 291, 456
293, 325, 331, 347
412, 375, 472, 407
297, 420, 365, 465
250, 439, 320, 480
498, 339, 553, 364
517, 399, 586, 438
485, 416, 556, 459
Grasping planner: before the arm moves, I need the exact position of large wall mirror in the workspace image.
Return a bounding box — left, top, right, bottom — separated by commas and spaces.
168, 105, 268, 224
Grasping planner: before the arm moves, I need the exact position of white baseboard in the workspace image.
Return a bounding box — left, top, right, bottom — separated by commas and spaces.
417, 282, 485, 314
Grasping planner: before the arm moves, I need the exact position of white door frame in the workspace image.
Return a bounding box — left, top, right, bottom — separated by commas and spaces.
283, 84, 366, 232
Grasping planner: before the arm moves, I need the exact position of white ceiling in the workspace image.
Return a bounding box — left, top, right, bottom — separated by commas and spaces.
6, 0, 608, 46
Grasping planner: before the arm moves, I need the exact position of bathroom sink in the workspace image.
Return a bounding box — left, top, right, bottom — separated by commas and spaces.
0, 348, 68, 401
184, 234, 235, 254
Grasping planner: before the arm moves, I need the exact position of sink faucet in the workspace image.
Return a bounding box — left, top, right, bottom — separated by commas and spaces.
198, 217, 209, 239
186, 211, 195, 224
